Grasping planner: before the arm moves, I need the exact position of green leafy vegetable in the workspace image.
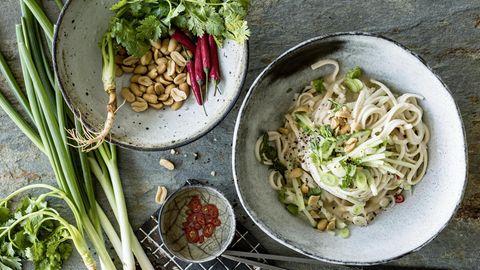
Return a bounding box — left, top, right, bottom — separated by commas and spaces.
260, 133, 287, 176
343, 78, 363, 92
286, 204, 299, 216
328, 98, 344, 112
306, 187, 322, 196
109, 0, 251, 57
311, 78, 325, 93
346, 66, 362, 79
295, 112, 315, 134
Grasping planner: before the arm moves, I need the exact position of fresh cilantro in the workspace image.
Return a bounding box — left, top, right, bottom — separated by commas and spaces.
286, 204, 299, 215
311, 78, 325, 93
259, 133, 287, 176
0, 197, 73, 270
328, 98, 344, 112
108, 0, 251, 56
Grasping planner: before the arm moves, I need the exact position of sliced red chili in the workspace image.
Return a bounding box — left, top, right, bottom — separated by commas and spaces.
213, 218, 221, 227
201, 204, 219, 218
185, 227, 199, 243
203, 223, 215, 237
198, 234, 205, 244
204, 215, 214, 224
395, 194, 405, 203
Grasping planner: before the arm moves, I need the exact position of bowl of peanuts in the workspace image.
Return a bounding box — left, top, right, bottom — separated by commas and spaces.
53, 0, 248, 150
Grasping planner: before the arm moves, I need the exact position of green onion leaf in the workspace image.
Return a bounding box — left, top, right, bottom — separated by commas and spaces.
320, 173, 339, 186
343, 78, 363, 92
355, 170, 369, 190
338, 228, 350, 238
346, 66, 362, 79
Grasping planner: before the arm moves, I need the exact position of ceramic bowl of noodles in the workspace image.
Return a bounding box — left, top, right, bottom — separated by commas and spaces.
233, 32, 467, 265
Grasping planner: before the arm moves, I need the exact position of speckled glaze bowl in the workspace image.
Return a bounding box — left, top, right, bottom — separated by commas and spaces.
53, 0, 248, 150
159, 185, 236, 263
233, 32, 467, 265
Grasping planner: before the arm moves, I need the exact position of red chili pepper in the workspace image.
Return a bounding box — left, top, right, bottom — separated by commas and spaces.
203, 223, 215, 237
194, 45, 205, 85
395, 194, 405, 203
198, 34, 210, 95
186, 60, 206, 114
213, 218, 221, 227
185, 227, 199, 243
171, 30, 196, 53
208, 35, 221, 96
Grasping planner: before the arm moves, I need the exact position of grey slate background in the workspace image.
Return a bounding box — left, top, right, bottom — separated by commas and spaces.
1, 0, 479, 269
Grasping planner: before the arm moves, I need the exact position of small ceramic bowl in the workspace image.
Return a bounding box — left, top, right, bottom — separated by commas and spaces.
158, 186, 236, 263
53, 0, 248, 150
233, 32, 467, 265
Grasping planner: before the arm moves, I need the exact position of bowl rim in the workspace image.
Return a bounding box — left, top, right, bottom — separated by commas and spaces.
52, 0, 250, 151
157, 185, 237, 263
232, 31, 468, 265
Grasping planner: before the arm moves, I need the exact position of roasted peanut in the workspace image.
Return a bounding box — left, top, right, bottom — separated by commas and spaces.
138, 76, 153, 87
326, 220, 336, 231
158, 93, 169, 101
140, 51, 153, 66
115, 66, 123, 77
179, 83, 189, 93
134, 65, 148, 75
156, 57, 168, 65
171, 101, 184, 111
344, 142, 356, 152
131, 100, 148, 112
143, 94, 158, 104
170, 51, 187, 67
146, 85, 155, 95
330, 118, 340, 129
154, 49, 162, 61
121, 88, 135, 103
175, 64, 185, 74
171, 88, 187, 102
164, 73, 174, 82
156, 62, 167, 74
156, 76, 171, 85
278, 127, 289, 135
151, 40, 161, 50
160, 38, 169, 54
149, 102, 164, 109
167, 38, 178, 52
163, 97, 174, 106
154, 83, 165, 95
115, 55, 124, 65
139, 85, 147, 93
130, 83, 143, 96
186, 72, 191, 86
165, 84, 175, 95
300, 184, 309, 194
148, 64, 156, 71
159, 158, 175, 170
175, 44, 182, 52
123, 56, 139, 66
316, 219, 328, 231
147, 69, 158, 79
121, 65, 134, 73
166, 60, 176, 77
130, 74, 141, 83
289, 168, 303, 178
155, 186, 168, 204
173, 73, 187, 85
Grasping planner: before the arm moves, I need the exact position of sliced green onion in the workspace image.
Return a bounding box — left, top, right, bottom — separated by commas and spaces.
351, 204, 364, 215
354, 171, 369, 190
292, 178, 305, 211
338, 228, 350, 238
346, 66, 362, 79
343, 78, 363, 92
320, 173, 339, 186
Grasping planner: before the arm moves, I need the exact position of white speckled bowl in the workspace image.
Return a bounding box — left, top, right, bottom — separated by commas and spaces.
233, 33, 467, 265
53, 0, 248, 150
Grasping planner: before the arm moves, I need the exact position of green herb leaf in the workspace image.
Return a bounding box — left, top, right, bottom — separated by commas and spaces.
307, 187, 322, 196
346, 66, 362, 79
311, 78, 325, 93
328, 98, 344, 112
286, 204, 299, 215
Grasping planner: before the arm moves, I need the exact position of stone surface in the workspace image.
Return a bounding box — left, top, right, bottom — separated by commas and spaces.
0, 0, 479, 269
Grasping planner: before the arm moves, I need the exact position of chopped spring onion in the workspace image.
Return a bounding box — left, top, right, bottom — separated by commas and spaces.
338, 228, 350, 238
302, 209, 317, 227
344, 78, 363, 92
320, 173, 339, 186
354, 170, 369, 190
351, 204, 364, 215
346, 66, 362, 79
292, 178, 306, 211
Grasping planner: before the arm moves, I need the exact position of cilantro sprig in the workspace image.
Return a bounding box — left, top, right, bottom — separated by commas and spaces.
108, 0, 251, 57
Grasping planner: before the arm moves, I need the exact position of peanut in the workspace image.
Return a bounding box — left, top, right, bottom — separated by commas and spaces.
164, 73, 174, 82
121, 65, 134, 73
173, 73, 187, 85
148, 64, 156, 71
155, 186, 168, 204
154, 83, 165, 95
171, 88, 187, 102
316, 219, 328, 231
156, 76, 170, 85
154, 49, 162, 61
156, 62, 167, 74
160, 38, 169, 54
170, 51, 187, 67
138, 76, 153, 87
140, 51, 153, 66
171, 101, 184, 111
130, 74, 141, 83
151, 40, 161, 50
123, 56, 138, 66
166, 60, 176, 77
131, 100, 148, 112
163, 97, 174, 106
167, 38, 178, 52
143, 94, 158, 104
165, 84, 175, 95
149, 102, 164, 109
146, 85, 155, 95
130, 83, 143, 97
289, 168, 303, 178
134, 65, 148, 75
159, 158, 175, 170
115, 66, 123, 77
121, 88, 135, 103
147, 68, 158, 79
158, 93, 169, 101
179, 83, 189, 93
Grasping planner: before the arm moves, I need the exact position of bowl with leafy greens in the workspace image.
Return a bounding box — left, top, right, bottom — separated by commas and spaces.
54, 0, 249, 151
